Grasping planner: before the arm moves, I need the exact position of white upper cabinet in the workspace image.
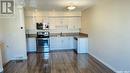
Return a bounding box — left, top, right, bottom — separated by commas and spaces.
48, 17, 81, 30
67, 17, 81, 30
25, 16, 81, 33
48, 18, 56, 29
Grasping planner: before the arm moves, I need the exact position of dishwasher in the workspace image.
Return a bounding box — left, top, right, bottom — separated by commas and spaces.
74, 37, 78, 53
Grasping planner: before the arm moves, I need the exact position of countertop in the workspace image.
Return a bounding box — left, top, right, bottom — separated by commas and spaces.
26, 34, 37, 38
26, 33, 88, 38
78, 33, 88, 38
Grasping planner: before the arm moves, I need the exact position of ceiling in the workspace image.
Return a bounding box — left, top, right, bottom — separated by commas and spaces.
24, 0, 96, 11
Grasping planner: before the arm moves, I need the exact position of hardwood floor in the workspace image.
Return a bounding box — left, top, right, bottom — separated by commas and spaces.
3, 51, 115, 73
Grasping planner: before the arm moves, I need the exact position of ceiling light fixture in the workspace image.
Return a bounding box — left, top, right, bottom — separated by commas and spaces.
67, 5, 76, 10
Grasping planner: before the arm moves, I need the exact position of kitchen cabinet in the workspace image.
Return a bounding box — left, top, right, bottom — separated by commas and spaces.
67, 17, 81, 30
49, 18, 61, 29
61, 37, 74, 49
25, 16, 81, 34
50, 37, 74, 50
27, 38, 36, 52
48, 17, 81, 32
50, 37, 62, 50
77, 37, 88, 53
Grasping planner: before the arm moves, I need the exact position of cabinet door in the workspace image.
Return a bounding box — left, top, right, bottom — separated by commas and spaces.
78, 38, 88, 53
50, 37, 62, 50
68, 17, 81, 30
61, 37, 69, 49
68, 37, 74, 49
56, 37, 62, 50
49, 18, 56, 29
50, 37, 74, 50
74, 17, 81, 29
27, 38, 36, 52
62, 18, 69, 27
50, 37, 57, 50
61, 37, 74, 49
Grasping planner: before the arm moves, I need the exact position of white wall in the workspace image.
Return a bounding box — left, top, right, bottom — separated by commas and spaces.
82, 0, 130, 72
81, 10, 89, 34
0, 6, 27, 65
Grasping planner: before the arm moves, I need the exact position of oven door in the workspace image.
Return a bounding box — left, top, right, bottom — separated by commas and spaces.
36, 38, 50, 53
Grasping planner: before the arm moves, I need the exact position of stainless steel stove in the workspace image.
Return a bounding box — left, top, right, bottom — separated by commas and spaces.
36, 32, 50, 53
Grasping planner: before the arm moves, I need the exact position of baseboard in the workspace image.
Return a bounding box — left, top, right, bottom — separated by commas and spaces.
89, 53, 130, 73
27, 52, 37, 54
3, 57, 27, 68
11, 56, 27, 61
116, 71, 130, 73
50, 49, 75, 52
89, 53, 117, 73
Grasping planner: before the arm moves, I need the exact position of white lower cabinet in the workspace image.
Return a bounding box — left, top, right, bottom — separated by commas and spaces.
61, 37, 74, 49
50, 37, 62, 50
50, 37, 74, 50
27, 38, 36, 52
77, 38, 88, 53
